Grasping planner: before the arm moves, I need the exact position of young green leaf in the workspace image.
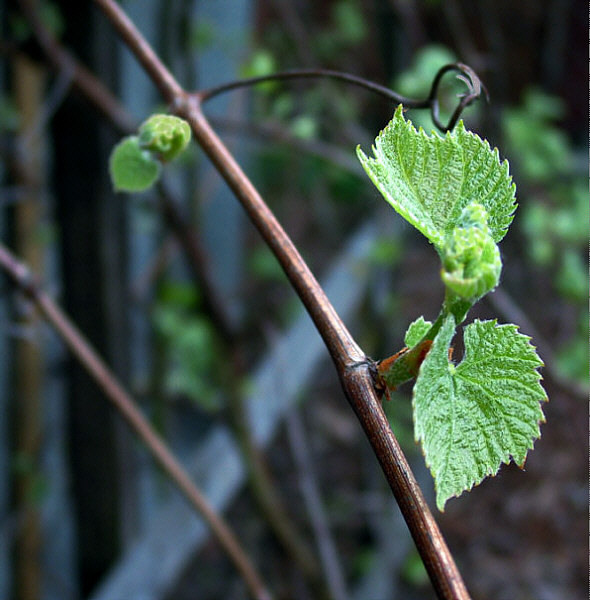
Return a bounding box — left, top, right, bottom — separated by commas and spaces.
356, 106, 517, 249
413, 315, 547, 511
109, 136, 161, 192
138, 114, 191, 162
404, 316, 432, 347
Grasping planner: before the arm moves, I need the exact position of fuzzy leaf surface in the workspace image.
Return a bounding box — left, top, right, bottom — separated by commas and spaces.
356, 106, 516, 248
413, 315, 547, 510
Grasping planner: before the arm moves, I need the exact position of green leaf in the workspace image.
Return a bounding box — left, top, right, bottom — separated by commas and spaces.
404, 316, 432, 347
109, 136, 161, 192
356, 106, 517, 249
413, 315, 547, 511
138, 114, 191, 162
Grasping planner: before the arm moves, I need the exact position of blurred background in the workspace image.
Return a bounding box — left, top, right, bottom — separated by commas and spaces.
0, 1, 586, 599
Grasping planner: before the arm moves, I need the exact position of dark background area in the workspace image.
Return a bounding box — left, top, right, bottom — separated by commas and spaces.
1, 1, 586, 599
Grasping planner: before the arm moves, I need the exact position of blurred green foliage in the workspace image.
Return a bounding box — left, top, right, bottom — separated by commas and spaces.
152, 282, 223, 412
314, 0, 368, 60
503, 90, 570, 182
243, 0, 368, 136
240, 48, 279, 93
0, 96, 19, 132
248, 245, 287, 283
12, 452, 49, 505
400, 548, 429, 587
190, 19, 216, 50
394, 45, 455, 97
502, 89, 588, 382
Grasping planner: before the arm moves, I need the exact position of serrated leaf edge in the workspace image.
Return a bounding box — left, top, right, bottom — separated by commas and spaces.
357, 106, 517, 246
413, 317, 547, 510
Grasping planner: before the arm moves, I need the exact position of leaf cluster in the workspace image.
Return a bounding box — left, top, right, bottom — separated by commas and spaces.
358, 107, 547, 510
109, 114, 191, 192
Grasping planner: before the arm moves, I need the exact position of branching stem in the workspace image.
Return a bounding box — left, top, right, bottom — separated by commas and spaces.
173, 98, 471, 598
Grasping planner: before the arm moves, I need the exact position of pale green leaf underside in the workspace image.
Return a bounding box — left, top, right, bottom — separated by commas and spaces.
356, 106, 516, 248
109, 136, 161, 192
413, 315, 547, 511
404, 316, 432, 347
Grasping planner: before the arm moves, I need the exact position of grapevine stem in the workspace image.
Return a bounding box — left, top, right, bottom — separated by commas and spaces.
82, 1, 474, 597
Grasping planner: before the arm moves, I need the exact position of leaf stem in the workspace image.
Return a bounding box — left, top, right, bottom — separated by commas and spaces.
443, 289, 473, 326
377, 308, 448, 391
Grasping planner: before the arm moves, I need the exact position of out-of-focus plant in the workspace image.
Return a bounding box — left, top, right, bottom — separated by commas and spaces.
152, 282, 223, 413
314, 0, 368, 60
502, 89, 588, 382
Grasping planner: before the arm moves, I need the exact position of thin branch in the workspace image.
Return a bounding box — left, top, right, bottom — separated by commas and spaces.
198, 64, 486, 132
97, 4, 363, 368
286, 408, 349, 600
92, 1, 472, 598
20, 2, 322, 582
18, 0, 134, 132
92, 0, 184, 103
0, 243, 272, 600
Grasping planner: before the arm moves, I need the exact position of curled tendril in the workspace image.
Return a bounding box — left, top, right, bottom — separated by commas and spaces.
427, 63, 488, 131
196, 62, 486, 133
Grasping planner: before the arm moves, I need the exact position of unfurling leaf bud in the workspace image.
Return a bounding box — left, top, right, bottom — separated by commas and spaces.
109, 114, 192, 193
441, 203, 502, 302
138, 114, 191, 162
